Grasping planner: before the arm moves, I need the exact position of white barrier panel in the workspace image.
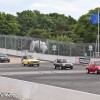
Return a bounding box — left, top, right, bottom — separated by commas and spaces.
30, 84, 100, 100
0, 76, 100, 100
1, 48, 100, 64
0, 76, 33, 99
0, 48, 76, 63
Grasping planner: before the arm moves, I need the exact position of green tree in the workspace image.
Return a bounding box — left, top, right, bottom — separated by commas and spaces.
73, 7, 100, 43
0, 12, 19, 35
17, 10, 77, 41
17, 10, 38, 36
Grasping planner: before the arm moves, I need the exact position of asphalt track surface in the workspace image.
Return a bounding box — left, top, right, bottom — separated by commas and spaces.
0, 97, 20, 100
0, 56, 100, 100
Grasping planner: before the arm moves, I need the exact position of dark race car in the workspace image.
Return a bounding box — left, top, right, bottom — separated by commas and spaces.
0, 54, 10, 62
54, 58, 73, 70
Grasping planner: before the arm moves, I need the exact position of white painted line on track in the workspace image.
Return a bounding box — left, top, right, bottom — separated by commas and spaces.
0, 70, 86, 75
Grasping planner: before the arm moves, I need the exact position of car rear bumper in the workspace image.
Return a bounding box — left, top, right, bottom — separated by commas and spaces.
0, 59, 10, 62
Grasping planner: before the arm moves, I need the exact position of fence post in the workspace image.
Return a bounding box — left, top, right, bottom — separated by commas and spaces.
70, 42, 72, 56
58, 42, 60, 55
3, 35, 6, 49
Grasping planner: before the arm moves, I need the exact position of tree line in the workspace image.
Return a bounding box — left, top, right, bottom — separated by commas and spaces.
0, 7, 99, 43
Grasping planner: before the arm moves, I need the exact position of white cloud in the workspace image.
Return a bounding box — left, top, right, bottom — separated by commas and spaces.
0, 0, 100, 19
0, 0, 22, 5
31, 1, 80, 13
29, 0, 83, 19
29, 0, 100, 19
0, 0, 32, 15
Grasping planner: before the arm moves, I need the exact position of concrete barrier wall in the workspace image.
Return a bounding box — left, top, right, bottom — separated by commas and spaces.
1, 48, 100, 64
0, 76, 100, 100
0, 76, 33, 99
30, 83, 100, 100
0, 48, 76, 63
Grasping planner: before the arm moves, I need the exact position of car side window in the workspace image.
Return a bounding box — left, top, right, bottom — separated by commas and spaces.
23, 56, 27, 59
57, 59, 60, 63
89, 62, 95, 66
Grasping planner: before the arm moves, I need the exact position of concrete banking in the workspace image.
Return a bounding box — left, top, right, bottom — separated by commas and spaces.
0, 76, 100, 100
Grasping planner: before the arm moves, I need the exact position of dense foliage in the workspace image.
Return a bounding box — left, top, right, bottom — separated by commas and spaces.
0, 12, 20, 35
0, 7, 100, 43
73, 8, 100, 43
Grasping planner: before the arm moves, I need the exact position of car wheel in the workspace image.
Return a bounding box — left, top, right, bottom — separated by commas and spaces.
23, 64, 25, 66
8, 59, 10, 62
54, 65, 57, 69
28, 62, 31, 66
86, 68, 89, 74
70, 66, 73, 69
95, 70, 98, 74
37, 64, 39, 66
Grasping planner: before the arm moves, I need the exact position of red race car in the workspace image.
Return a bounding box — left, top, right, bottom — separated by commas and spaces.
86, 61, 100, 74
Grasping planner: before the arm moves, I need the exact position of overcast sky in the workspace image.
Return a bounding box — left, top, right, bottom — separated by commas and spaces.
0, 0, 100, 20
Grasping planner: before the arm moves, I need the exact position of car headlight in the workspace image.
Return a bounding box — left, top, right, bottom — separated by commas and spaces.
71, 63, 73, 66
97, 68, 100, 70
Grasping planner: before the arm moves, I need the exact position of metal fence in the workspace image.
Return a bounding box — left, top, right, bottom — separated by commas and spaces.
0, 35, 98, 57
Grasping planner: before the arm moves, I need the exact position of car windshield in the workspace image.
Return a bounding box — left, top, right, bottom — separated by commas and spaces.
0, 55, 8, 57
57, 59, 69, 63
27, 56, 34, 59
94, 62, 100, 66
22, 55, 34, 59
89, 62, 100, 66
